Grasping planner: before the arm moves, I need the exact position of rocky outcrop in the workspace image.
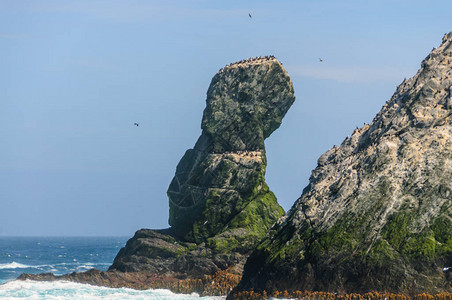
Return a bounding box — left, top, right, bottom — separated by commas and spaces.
18, 268, 241, 296
233, 33, 452, 296
108, 56, 295, 278
108, 228, 247, 278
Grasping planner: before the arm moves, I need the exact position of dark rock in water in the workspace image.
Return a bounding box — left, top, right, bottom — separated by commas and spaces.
109, 228, 246, 278
108, 56, 295, 277
18, 267, 242, 296
17, 268, 190, 290
233, 33, 452, 296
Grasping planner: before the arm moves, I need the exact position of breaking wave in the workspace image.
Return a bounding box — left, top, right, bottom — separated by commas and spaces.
0, 280, 226, 300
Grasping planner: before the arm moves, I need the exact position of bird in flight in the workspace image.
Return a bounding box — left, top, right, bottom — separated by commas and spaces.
249, 13, 252, 18
319, 58, 323, 62
134, 123, 139, 126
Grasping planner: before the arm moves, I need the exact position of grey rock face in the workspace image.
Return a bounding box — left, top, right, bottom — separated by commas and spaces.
201, 58, 295, 152
235, 33, 452, 295
109, 228, 246, 277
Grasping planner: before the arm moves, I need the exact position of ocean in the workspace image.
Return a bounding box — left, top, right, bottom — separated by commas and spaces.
0, 237, 225, 299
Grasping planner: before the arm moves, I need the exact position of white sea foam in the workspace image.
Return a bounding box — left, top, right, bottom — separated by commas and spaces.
0, 262, 62, 271
0, 280, 226, 300
76, 265, 95, 271
0, 262, 32, 270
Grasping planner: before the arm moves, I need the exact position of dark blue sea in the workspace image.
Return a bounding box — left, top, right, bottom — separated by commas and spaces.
0, 237, 223, 299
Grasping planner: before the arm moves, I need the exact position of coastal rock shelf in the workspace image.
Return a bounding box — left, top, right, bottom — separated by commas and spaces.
233, 33, 452, 296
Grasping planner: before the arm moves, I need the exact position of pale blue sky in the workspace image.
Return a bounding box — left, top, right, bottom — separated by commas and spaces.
1, 0, 451, 236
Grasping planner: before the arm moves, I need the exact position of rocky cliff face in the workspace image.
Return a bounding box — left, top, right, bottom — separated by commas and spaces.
234, 33, 452, 295
109, 57, 295, 277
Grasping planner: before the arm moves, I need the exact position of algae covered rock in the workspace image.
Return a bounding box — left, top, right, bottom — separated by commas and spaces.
168, 56, 295, 242
110, 56, 295, 277
234, 33, 452, 296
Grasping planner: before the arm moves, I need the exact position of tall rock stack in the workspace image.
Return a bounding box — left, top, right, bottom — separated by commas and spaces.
109, 56, 295, 277
168, 56, 295, 243
233, 33, 452, 296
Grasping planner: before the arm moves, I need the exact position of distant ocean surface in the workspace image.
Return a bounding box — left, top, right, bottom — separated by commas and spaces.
0, 237, 224, 299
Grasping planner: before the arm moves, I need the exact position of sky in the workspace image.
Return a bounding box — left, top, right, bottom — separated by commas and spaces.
1, 0, 451, 236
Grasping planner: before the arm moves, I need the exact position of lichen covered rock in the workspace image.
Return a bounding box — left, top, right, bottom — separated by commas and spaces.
234, 33, 452, 296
